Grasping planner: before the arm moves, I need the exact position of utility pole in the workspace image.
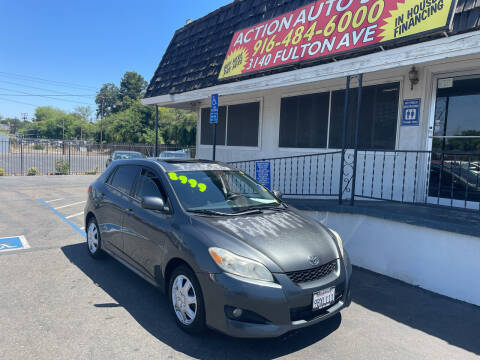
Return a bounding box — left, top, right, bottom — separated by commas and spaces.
62, 117, 65, 155
100, 97, 104, 151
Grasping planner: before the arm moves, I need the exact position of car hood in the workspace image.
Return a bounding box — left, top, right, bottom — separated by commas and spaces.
195, 208, 339, 273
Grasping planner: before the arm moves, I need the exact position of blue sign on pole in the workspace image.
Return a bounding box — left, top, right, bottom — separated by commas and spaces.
402, 98, 421, 126
255, 161, 271, 190
210, 94, 219, 124
0, 236, 30, 253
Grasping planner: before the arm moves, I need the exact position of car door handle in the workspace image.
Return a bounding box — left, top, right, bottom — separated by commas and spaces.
125, 208, 133, 214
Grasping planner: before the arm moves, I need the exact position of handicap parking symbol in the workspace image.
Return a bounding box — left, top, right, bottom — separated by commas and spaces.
0, 236, 30, 253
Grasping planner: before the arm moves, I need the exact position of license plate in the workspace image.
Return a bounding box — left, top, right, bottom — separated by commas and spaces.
313, 287, 336, 310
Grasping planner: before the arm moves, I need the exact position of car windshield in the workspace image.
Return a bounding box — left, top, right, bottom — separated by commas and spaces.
167, 170, 280, 214
114, 152, 143, 160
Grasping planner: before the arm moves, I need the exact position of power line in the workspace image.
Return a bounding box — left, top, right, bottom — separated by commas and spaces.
0, 79, 96, 96
0, 86, 93, 105
0, 97, 39, 107
0, 94, 94, 97
0, 71, 97, 91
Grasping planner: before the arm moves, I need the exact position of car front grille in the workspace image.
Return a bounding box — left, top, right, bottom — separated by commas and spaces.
286, 260, 338, 284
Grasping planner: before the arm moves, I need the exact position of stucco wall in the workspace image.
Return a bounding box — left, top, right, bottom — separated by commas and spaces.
305, 211, 480, 307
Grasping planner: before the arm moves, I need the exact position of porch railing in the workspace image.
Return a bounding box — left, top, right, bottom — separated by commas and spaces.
228, 149, 480, 211
229, 151, 342, 198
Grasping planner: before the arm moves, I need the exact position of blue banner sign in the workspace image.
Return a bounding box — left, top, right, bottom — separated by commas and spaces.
402, 98, 421, 126
210, 94, 219, 124
255, 161, 271, 190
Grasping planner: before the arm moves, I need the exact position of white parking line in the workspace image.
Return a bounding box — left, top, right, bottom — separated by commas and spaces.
45, 198, 64, 203
54, 201, 86, 210
66, 212, 84, 219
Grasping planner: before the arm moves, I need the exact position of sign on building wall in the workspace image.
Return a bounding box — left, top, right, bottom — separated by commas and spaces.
255, 161, 271, 190
402, 98, 421, 126
219, 0, 457, 79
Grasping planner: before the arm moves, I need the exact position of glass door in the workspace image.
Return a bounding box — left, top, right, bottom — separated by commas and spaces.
429, 75, 480, 207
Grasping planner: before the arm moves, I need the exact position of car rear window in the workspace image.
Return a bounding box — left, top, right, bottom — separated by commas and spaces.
109, 165, 140, 195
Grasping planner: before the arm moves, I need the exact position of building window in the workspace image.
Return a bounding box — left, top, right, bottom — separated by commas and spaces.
279, 92, 329, 148
200, 106, 226, 145
329, 82, 400, 150
227, 102, 260, 147
279, 82, 400, 150
200, 102, 260, 147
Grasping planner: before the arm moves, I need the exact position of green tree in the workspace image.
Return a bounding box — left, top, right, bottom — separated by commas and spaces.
95, 83, 120, 118
74, 106, 93, 123
119, 71, 147, 101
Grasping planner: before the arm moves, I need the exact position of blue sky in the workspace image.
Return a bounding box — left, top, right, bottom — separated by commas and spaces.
0, 0, 231, 119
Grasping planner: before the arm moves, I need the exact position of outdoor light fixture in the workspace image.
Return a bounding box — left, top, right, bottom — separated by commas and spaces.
409, 66, 419, 90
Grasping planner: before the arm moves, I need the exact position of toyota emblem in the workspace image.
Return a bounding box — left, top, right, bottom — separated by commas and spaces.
309, 256, 321, 266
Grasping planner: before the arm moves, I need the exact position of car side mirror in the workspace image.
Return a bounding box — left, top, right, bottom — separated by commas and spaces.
141, 196, 168, 212
273, 190, 283, 199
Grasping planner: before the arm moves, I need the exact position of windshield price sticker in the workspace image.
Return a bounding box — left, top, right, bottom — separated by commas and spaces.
219, 0, 456, 79
168, 172, 207, 192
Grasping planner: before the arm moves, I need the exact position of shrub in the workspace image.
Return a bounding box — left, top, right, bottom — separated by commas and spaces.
27, 167, 39, 176
33, 144, 45, 150
85, 166, 99, 175
55, 159, 70, 175
0, 168, 4, 176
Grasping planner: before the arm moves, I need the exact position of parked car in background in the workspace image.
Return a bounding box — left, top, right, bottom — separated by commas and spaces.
84, 159, 352, 338
106, 151, 144, 168
159, 150, 190, 159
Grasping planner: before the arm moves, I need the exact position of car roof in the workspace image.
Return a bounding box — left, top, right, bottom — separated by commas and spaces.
111, 158, 235, 172
113, 151, 142, 154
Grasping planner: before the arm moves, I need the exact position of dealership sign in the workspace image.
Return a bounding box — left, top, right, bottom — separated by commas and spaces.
219, 0, 457, 79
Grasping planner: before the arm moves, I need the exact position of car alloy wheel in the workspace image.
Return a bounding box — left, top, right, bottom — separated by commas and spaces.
87, 219, 102, 258
168, 266, 206, 333
171, 274, 197, 325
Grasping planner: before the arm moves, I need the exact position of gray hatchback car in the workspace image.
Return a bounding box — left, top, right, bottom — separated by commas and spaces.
84, 158, 352, 338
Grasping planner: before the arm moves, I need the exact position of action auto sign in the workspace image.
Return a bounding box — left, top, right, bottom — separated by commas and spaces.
219, 0, 457, 80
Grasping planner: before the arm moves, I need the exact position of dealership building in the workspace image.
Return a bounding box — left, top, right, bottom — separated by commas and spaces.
143, 0, 480, 306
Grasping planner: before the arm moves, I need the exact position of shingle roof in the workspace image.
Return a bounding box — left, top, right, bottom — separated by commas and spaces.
145, 0, 480, 98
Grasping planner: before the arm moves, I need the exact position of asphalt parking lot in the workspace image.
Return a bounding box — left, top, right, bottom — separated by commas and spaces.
0, 176, 479, 360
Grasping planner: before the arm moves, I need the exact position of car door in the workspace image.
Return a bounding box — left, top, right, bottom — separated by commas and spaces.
98, 165, 140, 256
123, 167, 173, 280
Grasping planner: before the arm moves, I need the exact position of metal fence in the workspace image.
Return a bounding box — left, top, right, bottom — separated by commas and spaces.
228, 149, 480, 211
229, 151, 343, 198
0, 139, 195, 176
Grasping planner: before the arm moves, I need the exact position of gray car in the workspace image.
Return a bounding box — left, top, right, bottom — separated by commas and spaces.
84, 159, 352, 338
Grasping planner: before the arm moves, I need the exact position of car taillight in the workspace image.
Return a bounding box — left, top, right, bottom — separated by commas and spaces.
88, 185, 92, 194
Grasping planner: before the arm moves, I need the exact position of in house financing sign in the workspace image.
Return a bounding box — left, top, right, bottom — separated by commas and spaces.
219, 0, 457, 79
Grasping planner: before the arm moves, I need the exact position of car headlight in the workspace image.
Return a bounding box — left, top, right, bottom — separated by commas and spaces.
329, 228, 344, 258
208, 247, 274, 282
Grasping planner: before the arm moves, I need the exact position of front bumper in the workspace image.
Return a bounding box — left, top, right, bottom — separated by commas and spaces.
197, 251, 353, 338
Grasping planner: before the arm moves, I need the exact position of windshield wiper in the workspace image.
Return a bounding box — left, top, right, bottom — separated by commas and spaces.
187, 209, 263, 217
242, 203, 288, 212
187, 209, 232, 216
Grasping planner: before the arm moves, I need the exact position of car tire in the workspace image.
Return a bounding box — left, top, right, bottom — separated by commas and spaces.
86, 217, 103, 259
168, 265, 206, 334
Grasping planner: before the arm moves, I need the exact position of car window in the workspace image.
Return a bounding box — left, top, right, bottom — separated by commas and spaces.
134, 168, 167, 201
110, 165, 140, 195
